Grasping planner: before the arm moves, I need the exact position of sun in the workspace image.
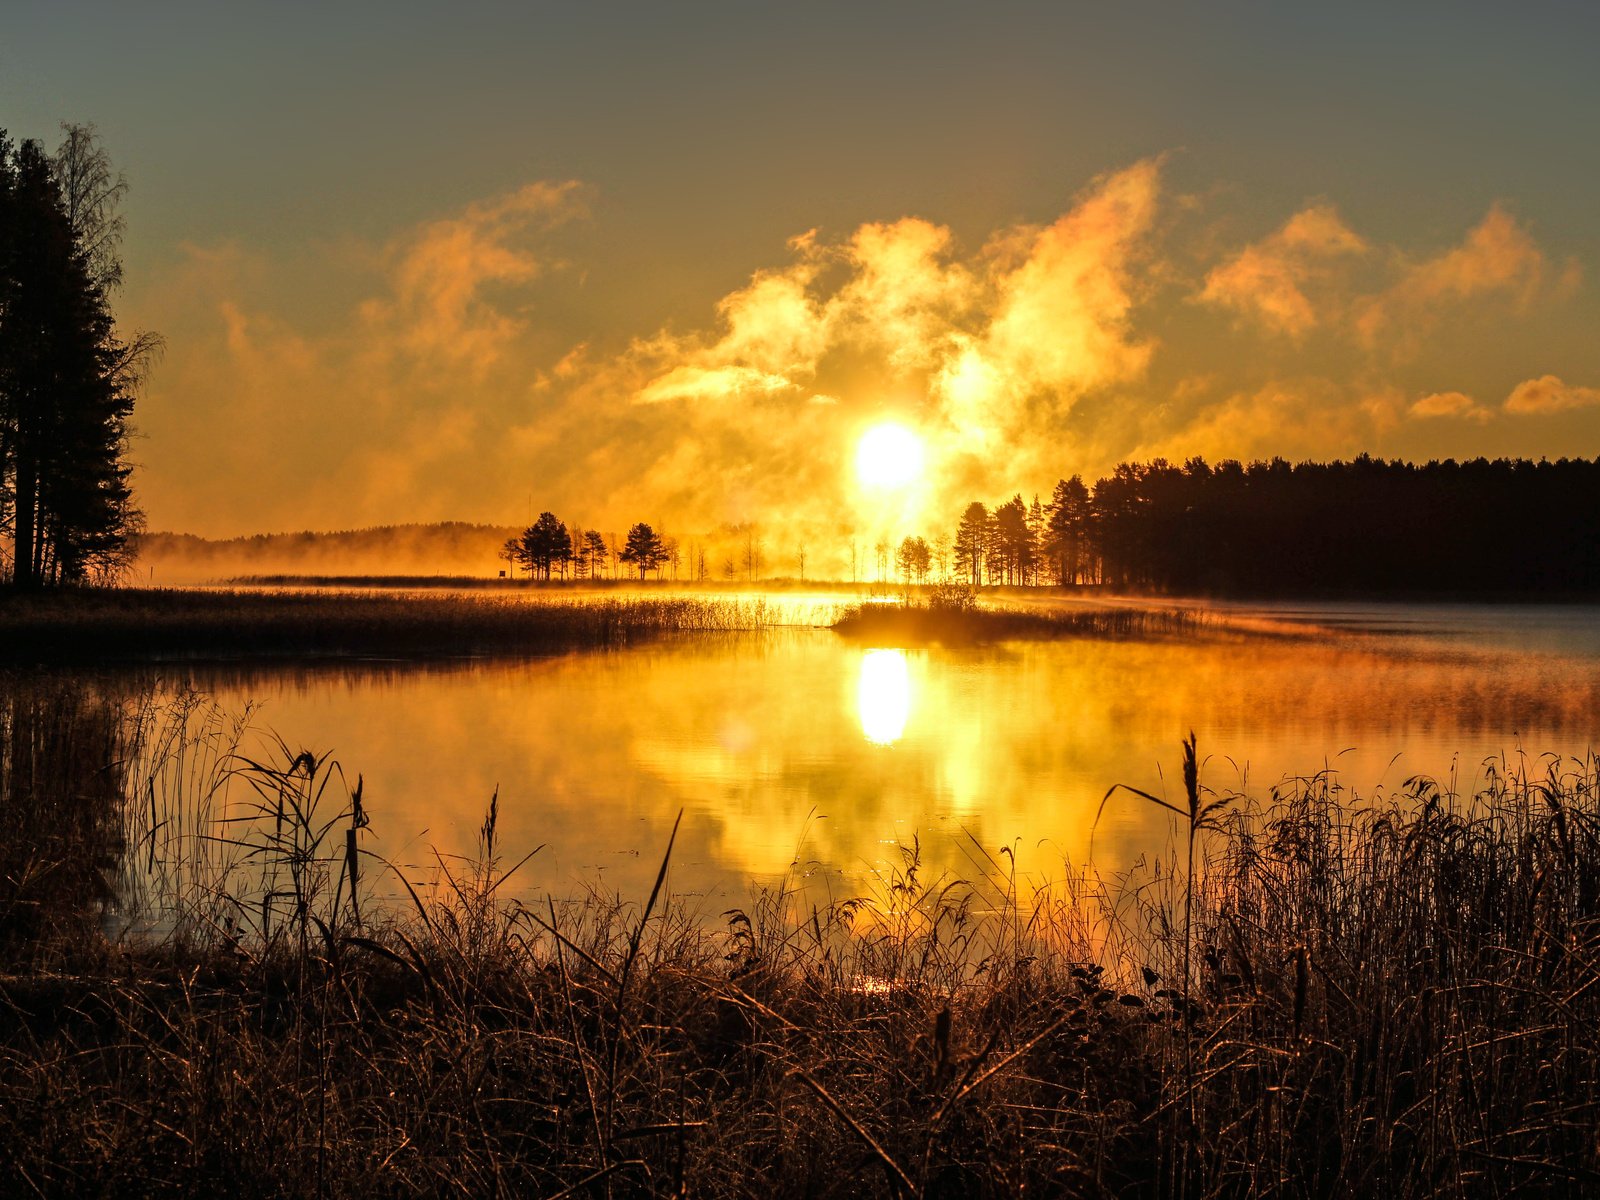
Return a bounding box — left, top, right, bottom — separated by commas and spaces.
855, 422, 925, 489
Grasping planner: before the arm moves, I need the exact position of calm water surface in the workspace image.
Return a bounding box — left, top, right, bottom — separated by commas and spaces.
182, 601, 1600, 908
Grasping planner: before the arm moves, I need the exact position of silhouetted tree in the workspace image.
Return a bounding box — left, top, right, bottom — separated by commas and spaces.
1046, 476, 1091, 584
519, 511, 571, 580
954, 502, 988, 585
952, 454, 1600, 596
583, 529, 608, 578
0, 128, 151, 587
991, 495, 1034, 585
499, 536, 522, 578
741, 526, 764, 582
620, 522, 668, 580
1026, 495, 1046, 584
564, 521, 584, 578
1090, 463, 1149, 588
52, 124, 126, 296
896, 535, 931, 585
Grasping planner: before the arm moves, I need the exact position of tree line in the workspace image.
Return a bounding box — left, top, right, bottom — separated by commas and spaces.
1, 126, 153, 588
500, 515, 795, 584
507, 455, 1600, 595
928, 455, 1600, 595
501, 515, 674, 582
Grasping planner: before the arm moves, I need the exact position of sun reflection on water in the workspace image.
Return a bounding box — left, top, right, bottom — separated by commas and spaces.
857, 649, 911, 745
195, 612, 1600, 908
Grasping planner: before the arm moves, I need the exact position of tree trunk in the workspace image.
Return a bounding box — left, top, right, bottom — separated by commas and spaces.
13, 453, 37, 589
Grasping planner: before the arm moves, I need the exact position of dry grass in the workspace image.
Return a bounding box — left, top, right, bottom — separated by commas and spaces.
832, 587, 1204, 645
0, 683, 1596, 1197
0, 588, 779, 664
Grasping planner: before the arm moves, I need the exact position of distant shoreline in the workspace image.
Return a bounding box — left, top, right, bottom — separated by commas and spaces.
208, 572, 1600, 606
1, 582, 1595, 667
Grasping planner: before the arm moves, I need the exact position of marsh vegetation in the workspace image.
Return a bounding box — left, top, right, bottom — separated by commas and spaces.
831, 585, 1204, 645
2, 677, 1597, 1196
0, 588, 788, 664
0, 584, 1213, 664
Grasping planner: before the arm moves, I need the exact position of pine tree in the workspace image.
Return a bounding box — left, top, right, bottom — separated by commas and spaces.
583, 529, 609, 578
992, 495, 1033, 585
1046, 476, 1091, 585
518, 511, 571, 580
0, 128, 151, 588
953, 502, 989, 586
619, 522, 667, 581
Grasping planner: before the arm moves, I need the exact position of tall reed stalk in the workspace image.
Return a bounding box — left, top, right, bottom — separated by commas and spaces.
2, 685, 1596, 1196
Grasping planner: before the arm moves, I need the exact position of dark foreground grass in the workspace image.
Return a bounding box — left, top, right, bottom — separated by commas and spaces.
2, 681, 1597, 1198
0, 588, 777, 664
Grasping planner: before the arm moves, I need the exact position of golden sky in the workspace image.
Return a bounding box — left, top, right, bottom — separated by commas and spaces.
8, 3, 1600, 553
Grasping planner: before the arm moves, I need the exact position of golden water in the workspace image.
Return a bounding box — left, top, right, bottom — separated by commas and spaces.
195, 605, 1600, 908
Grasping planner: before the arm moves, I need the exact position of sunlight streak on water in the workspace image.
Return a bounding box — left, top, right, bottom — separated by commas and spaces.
184, 605, 1600, 907
857, 649, 911, 745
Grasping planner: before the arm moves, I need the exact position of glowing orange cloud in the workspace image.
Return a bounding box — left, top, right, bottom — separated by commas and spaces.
1354, 205, 1546, 348
1409, 391, 1491, 422
1200, 204, 1367, 337
1504, 375, 1600, 415
127, 158, 1597, 547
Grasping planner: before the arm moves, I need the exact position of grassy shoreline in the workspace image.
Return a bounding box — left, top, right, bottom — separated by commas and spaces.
0, 588, 788, 665
0, 586, 1215, 664
1, 688, 1595, 1196
2, 599, 1596, 1195
4, 580, 1585, 668
832, 594, 1205, 645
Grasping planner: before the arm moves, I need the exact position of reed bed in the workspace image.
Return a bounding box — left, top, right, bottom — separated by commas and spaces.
0, 685, 1596, 1196
0, 588, 777, 664
832, 588, 1204, 644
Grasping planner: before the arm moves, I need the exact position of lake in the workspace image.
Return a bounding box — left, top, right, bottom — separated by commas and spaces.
138, 597, 1600, 915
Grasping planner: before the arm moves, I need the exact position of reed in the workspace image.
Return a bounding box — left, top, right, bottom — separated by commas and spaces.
832, 593, 1204, 645
0, 588, 782, 664
0, 692, 1595, 1196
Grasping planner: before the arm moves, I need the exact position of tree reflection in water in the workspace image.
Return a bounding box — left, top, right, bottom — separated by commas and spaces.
0, 674, 125, 958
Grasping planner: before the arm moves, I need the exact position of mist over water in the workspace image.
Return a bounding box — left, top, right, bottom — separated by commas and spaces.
167, 602, 1600, 909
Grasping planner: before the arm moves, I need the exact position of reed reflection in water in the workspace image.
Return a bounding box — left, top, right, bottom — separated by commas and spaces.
171, 616, 1600, 911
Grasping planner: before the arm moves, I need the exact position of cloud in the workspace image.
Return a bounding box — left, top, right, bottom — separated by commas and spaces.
1199, 203, 1367, 337
978, 159, 1161, 401
632, 258, 830, 405
832, 217, 976, 370
1134, 379, 1375, 465
130, 159, 1599, 557
1355, 204, 1545, 346
636, 363, 797, 405
1504, 374, 1600, 415
361, 181, 586, 378
629, 161, 1160, 428
1409, 391, 1492, 422
131, 181, 589, 534
622, 159, 1165, 516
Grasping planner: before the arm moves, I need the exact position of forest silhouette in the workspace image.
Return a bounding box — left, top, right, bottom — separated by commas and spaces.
1023, 455, 1600, 595
494, 454, 1600, 597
